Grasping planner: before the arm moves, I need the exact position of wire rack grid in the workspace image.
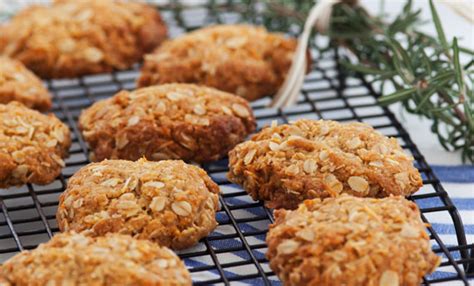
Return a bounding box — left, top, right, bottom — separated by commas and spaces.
0, 1, 473, 285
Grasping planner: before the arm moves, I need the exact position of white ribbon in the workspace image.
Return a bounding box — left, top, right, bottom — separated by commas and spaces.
270, 0, 341, 108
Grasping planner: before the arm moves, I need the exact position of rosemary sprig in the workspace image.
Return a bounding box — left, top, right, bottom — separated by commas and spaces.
264, 0, 474, 163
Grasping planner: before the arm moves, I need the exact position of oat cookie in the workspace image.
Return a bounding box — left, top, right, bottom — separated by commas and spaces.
0, 102, 71, 188
0, 232, 191, 286
0, 0, 167, 79
138, 24, 308, 101
79, 84, 256, 163
0, 57, 52, 111
228, 119, 422, 209
266, 195, 440, 286
57, 159, 220, 250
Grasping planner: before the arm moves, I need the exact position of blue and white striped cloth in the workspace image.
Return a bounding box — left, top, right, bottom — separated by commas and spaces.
424, 164, 473, 284
426, 165, 474, 245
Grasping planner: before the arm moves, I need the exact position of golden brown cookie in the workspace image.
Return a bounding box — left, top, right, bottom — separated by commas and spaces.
0, 232, 191, 286
0, 0, 167, 79
266, 195, 440, 286
0, 57, 52, 111
0, 102, 71, 188
57, 159, 220, 250
138, 24, 305, 101
228, 119, 423, 209
79, 84, 256, 163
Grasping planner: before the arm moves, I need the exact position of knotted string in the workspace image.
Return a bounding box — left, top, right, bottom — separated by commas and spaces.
270, 0, 341, 108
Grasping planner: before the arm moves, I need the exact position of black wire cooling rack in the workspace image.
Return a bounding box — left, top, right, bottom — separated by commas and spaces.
0, 1, 473, 285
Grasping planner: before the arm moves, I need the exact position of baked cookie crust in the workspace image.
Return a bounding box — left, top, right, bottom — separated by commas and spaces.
0, 57, 52, 111
0, 232, 191, 286
57, 159, 220, 250
0, 0, 167, 78
79, 83, 256, 163
266, 195, 440, 286
228, 119, 423, 209
138, 24, 305, 101
0, 102, 71, 188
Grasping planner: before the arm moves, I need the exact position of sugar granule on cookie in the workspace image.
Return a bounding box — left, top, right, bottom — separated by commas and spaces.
0, 102, 71, 189
266, 195, 441, 286
57, 159, 220, 250
228, 119, 423, 209
79, 83, 256, 163
0, 232, 191, 285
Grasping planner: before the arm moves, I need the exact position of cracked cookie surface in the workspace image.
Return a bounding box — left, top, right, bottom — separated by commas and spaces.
79, 83, 256, 163
0, 232, 191, 286
57, 159, 220, 250
0, 0, 167, 78
0, 57, 52, 111
138, 24, 304, 101
0, 102, 71, 188
266, 195, 440, 286
228, 119, 423, 209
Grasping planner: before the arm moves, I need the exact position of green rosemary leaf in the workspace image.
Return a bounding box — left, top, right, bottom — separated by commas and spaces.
452, 37, 465, 93
378, 87, 417, 105
389, 43, 415, 84
429, 0, 449, 56
415, 76, 454, 112
389, 8, 421, 34
431, 102, 461, 113
459, 46, 474, 56
389, 39, 414, 76
340, 61, 393, 76
465, 101, 473, 128
402, 0, 412, 14
431, 70, 455, 82
465, 60, 474, 71
420, 49, 432, 75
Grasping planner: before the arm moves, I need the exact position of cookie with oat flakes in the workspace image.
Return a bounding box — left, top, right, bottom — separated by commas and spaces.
228, 119, 422, 209
0, 102, 71, 189
57, 159, 220, 250
137, 24, 310, 101
0, 57, 52, 111
79, 83, 256, 163
0, 0, 167, 79
266, 195, 440, 286
0, 232, 191, 286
